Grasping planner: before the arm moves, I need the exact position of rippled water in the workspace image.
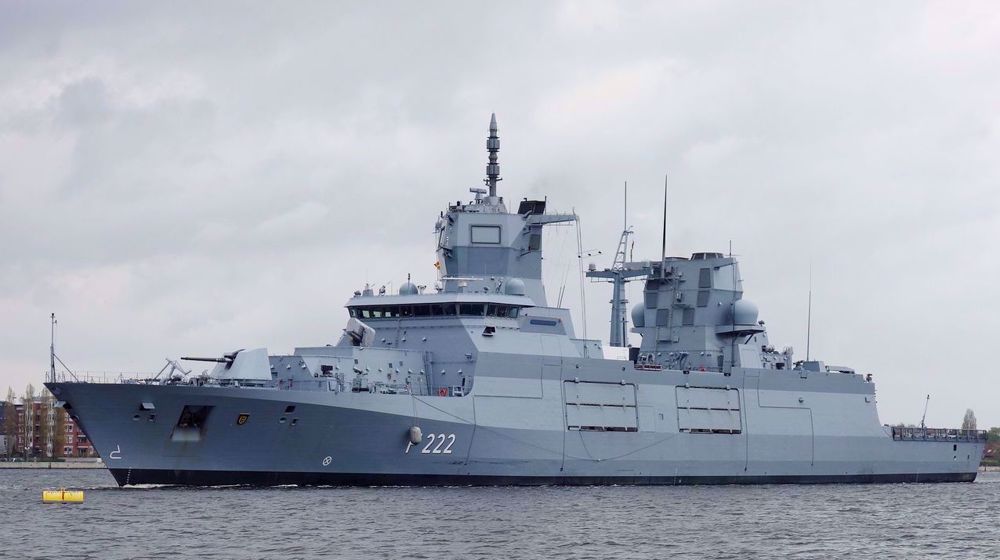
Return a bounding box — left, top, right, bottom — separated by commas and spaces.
1, 469, 998, 559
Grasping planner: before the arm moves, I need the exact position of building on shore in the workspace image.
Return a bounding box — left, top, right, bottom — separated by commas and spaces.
62, 413, 96, 458
0, 402, 6, 456
1, 395, 96, 459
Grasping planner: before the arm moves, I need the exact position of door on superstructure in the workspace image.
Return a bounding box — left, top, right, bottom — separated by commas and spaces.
746, 375, 814, 476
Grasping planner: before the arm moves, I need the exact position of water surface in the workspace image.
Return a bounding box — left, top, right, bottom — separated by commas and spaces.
2, 470, 997, 559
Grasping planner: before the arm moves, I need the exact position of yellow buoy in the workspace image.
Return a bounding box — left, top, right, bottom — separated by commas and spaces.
42, 489, 85, 504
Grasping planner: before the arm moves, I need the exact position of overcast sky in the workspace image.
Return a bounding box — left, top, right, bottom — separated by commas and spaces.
1, 1, 997, 427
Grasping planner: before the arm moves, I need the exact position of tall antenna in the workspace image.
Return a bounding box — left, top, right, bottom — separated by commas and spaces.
660, 173, 668, 276
624, 180, 628, 232
806, 263, 813, 361
485, 113, 501, 197
50, 312, 56, 383
574, 212, 588, 340
920, 394, 930, 429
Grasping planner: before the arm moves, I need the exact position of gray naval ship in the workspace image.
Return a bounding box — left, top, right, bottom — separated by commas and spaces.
47, 115, 986, 486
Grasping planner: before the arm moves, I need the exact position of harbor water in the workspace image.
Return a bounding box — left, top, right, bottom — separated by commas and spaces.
1, 469, 998, 559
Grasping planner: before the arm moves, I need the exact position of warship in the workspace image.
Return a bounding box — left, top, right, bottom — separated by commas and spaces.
47, 115, 986, 486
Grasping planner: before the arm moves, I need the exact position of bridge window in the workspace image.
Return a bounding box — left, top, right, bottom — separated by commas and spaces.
459, 303, 486, 316
487, 304, 520, 318
432, 304, 457, 316
471, 225, 501, 244
350, 303, 520, 319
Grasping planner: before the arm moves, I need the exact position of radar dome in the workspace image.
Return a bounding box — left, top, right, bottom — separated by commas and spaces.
398, 282, 419, 296
504, 277, 526, 296
730, 299, 759, 325
631, 303, 645, 328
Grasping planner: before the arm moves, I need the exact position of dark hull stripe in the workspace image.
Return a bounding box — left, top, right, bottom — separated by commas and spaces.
110, 469, 979, 487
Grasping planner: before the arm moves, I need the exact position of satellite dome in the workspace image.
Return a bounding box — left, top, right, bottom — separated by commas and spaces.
399, 282, 419, 296
730, 299, 759, 325
504, 277, 526, 296
631, 303, 645, 328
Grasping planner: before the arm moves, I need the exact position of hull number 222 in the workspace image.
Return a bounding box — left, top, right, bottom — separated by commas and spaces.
421, 433, 455, 454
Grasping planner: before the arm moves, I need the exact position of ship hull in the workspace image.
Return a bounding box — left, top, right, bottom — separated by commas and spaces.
47, 374, 985, 487
110, 469, 977, 486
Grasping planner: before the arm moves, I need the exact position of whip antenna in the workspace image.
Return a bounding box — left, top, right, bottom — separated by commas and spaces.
660, 173, 668, 276
806, 263, 813, 361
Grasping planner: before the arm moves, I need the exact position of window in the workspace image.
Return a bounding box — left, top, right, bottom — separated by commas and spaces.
528, 233, 541, 251
471, 225, 501, 244
352, 303, 514, 319
644, 291, 658, 309
435, 304, 457, 316
656, 308, 670, 326
682, 308, 695, 326
487, 304, 520, 318
696, 290, 710, 307
699, 268, 712, 289
459, 303, 486, 316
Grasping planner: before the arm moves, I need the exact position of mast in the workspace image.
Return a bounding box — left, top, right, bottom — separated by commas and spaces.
485, 113, 501, 198
806, 264, 812, 361
586, 182, 647, 347
49, 313, 56, 383
660, 173, 668, 276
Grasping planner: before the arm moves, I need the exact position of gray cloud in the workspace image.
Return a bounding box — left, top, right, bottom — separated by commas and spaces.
1, 1, 998, 428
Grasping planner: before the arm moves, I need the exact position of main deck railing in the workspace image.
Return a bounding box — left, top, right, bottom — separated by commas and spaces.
890, 426, 987, 442
51, 371, 158, 384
